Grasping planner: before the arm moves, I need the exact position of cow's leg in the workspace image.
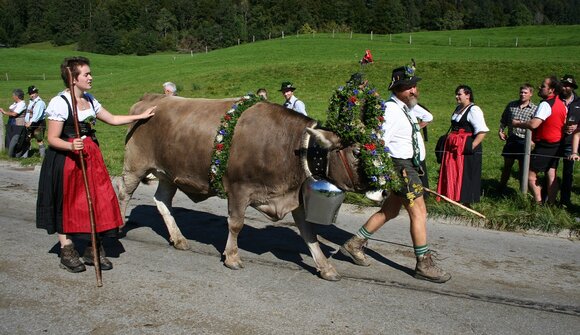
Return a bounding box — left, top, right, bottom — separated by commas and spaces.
154, 180, 190, 250
117, 173, 141, 223
292, 206, 340, 281
223, 204, 246, 270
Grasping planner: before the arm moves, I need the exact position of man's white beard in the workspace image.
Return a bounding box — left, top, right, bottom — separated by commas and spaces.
407, 96, 418, 109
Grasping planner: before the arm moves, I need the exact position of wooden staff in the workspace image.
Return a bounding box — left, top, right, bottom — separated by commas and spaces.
66, 67, 102, 287
424, 187, 486, 219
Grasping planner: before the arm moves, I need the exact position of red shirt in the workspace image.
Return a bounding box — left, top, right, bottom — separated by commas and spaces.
533, 95, 566, 143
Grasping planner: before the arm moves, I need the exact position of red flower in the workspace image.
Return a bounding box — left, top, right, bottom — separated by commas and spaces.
363, 143, 376, 151
216, 143, 224, 151
224, 114, 232, 121
377, 116, 384, 122
349, 96, 358, 104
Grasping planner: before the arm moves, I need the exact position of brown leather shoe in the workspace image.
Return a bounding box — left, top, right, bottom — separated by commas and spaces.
83, 244, 113, 271
340, 236, 371, 266
59, 244, 86, 273
415, 253, 451, 283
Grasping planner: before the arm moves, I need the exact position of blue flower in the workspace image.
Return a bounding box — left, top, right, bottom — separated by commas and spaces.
214, 159, 221, 165
219, 129, 227, 135
369, 89, 376, 95
371, 176, 378, 182
353, 89, 359, 95
371, 150, 377, 155
231, 104, 238, 109
384, 147, 391, 153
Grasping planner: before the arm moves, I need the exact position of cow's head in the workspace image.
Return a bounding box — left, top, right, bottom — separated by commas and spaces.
306, 128, 368, 193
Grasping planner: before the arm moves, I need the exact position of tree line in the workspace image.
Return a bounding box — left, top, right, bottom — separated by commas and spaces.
0, 0, 578, 55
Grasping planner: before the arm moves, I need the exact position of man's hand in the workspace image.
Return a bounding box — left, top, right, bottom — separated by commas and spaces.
498, 130, 506, 141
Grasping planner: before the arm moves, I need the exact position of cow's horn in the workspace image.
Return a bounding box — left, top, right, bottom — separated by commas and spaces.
306, 128, 333, 149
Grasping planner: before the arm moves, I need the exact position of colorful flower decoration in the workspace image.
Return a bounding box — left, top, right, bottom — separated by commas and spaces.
209, 94, 262, 198
325, 73, 401, 191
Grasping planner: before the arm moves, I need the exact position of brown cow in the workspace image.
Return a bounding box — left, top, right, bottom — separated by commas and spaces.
118, 94, 367, 280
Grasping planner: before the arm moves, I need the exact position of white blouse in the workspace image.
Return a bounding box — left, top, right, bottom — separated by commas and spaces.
46, 91, 102, 122
451, 104, 489, 135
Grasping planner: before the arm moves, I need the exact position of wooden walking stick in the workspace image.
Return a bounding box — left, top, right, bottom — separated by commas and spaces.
66, 67, 103, 287
424, 187, 486, 219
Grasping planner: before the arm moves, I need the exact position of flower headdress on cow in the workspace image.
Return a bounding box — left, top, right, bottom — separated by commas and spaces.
325, 73, 401, 192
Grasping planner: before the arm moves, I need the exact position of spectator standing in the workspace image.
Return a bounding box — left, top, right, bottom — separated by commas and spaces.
25, 85, 47, 157
498, 84, 537, 191
36, 56, 156, 273
437, 85, 489, 204
256, 88, 268, 100
0, 88, 27, 157
341, 66, 450, 283
279, 82, 307, 116
559, 74, 580, 206
513, 76, 566, 204
163, 82, 177, 96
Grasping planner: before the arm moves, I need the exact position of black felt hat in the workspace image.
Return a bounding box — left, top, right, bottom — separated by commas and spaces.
388, 66, 421, 91
279, 81, 296, 92
27, 85, 39, 94
561, 74, 578, 90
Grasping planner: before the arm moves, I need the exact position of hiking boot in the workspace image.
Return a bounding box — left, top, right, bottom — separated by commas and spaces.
340, 236, 371, 266
414, 253, 451, 283
83, 244, 113, 271
59, 244, 86, 273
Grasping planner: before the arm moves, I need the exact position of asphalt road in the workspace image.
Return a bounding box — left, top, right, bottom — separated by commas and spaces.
0, 161, 579, 334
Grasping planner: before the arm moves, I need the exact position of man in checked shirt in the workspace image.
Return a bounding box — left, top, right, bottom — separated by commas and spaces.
498, 84, 537, 191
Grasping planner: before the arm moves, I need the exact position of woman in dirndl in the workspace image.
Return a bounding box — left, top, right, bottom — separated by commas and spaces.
36, 56, 155, 273
437, 85, 489, 205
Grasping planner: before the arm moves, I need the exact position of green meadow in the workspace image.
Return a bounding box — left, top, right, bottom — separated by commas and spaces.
1, 25, 579, 232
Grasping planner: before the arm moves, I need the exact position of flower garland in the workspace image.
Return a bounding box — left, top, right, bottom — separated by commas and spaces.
325, 73, 401, 192
209, 94, 262, 198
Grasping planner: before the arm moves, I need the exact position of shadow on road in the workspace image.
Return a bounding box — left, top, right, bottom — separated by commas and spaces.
123, 204, 413, 278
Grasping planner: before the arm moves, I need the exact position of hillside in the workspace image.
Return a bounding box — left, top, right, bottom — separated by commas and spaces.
1, 26, 579, 230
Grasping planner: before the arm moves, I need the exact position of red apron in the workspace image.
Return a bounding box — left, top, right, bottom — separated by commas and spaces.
437, 129, 471, 202
62, 137, 123, 233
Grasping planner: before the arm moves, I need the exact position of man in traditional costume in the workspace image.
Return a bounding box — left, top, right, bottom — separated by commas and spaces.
341, 66, 451, 283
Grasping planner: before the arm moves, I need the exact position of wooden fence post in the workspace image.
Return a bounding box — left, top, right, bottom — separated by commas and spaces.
521, 129, 532, 194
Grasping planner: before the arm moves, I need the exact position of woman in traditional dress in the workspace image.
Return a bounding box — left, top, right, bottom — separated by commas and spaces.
437, 85, 489, 205
36, 56, 155, 272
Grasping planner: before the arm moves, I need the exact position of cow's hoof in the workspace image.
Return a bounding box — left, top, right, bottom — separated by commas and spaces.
320, 267, 341, 281
225, 260, 245, 270
171, 238, 190, 250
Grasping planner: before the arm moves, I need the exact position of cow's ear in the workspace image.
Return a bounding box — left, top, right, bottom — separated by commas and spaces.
306, 128, 339, 149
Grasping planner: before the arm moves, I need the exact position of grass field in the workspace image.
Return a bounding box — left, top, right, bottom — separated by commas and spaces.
1, 25, 579, 233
